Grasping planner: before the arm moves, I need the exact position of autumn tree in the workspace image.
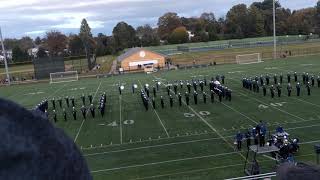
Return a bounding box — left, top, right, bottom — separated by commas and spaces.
45, 30, 67, 56
225, 4, 249, 38
112, 21, 137, 51
34, 37, 42, 45
95, 33, 109, 56
287, 8, 317, 35
200, 12, 219, 40
252, 0, 281, 35
12, 46, 29, 62
168, 26, 189, 44
157, 12, 182, 41
18, 36, 34, 51
4, 39, 19, 50
136, 24, 160, 47
316, 1, 320, 34
69, 34, 85, 56
248, 5, 265, 37
37, 47, 47, 58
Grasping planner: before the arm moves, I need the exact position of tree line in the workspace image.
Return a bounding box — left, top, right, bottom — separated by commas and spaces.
3, 0, 320, 62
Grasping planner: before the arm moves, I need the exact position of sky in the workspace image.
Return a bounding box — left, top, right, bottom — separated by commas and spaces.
0, 0, 318, 38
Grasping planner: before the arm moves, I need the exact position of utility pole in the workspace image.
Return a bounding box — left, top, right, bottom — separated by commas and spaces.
273, 0, 277, 59
0, 27, 10, 85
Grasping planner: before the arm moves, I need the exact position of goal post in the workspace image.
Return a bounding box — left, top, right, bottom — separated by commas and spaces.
50, 71, 78, 84
236, 53, 262, 64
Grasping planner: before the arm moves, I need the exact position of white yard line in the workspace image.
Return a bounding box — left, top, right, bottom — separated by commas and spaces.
228, 78, 306, 122
300, 139, 320, 145
187, 72, 258, 126
130, 163, 244, 180
82, 115, 320, 150
137, 80, 170, 137
142, 164, 248, 179
47, 83, 69, 98
119, 95, 123, 144
91, 142, 317, 174
221, 102, 258, 124
74, 81, 102, 142
83, 123, 320, 155
23, 83, 68, 107
152, 107, 170, 137
287, 123, 320, 131
91, 151, 238, 173
237, 91, 306, 121
231, 66, 320, 114
132, 153, 316, 180
263, 154, 277, 161
293, 97, 320, 109
81, 131, 213, 150
84, 135, 234, 156
154, 76, 244, 159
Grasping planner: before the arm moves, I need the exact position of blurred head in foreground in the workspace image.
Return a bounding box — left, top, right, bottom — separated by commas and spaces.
0, 98, 92, 180
277, 162, 320, 180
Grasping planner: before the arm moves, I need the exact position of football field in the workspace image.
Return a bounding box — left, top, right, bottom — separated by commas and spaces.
1, 54, 320, 179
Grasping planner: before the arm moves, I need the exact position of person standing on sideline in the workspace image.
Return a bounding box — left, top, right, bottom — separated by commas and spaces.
235, 131, 243, 151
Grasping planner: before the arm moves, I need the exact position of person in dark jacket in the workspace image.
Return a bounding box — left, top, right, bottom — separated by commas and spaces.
235, 131, 243, 151
277, 162, 320, 180
0, 98, 92, 180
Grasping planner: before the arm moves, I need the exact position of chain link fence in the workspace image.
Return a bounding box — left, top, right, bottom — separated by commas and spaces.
156, 36, 320, 56
174, 46, 320, 69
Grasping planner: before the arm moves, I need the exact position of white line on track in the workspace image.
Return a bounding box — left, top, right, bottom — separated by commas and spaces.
74, 81, 102, 142
137, 80, 170, 137
119, 95, 123, 144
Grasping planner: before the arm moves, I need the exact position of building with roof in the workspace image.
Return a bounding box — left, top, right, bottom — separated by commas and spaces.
117, 48, 166, 72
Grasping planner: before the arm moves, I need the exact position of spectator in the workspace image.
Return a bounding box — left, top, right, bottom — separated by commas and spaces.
235, 131, 243, 151
277, 162, 320, 180
0, 98, 92, 180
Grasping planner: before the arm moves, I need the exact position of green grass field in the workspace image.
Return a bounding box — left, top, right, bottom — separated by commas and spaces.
1, 54, 320, 179
145, 35, 312, 52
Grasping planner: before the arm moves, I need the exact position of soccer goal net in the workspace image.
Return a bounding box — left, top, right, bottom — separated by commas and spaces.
236, 53, 262, 64
50, 71, 78, 84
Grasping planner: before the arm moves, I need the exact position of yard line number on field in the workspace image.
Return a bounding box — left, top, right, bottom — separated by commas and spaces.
154, 75, 246, 159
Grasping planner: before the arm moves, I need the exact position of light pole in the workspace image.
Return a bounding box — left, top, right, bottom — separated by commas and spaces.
0, 27, 10, 85
273, 0, 277, 59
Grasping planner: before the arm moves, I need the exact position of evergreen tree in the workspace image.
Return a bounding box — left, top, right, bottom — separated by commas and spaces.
79, 19, 96, 69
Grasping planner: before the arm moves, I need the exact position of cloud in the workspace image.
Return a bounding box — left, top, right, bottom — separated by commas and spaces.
25, 30, 46, 35
52, 20, 105, 29
0, 0, 317, 38
0, 0, 39, 8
